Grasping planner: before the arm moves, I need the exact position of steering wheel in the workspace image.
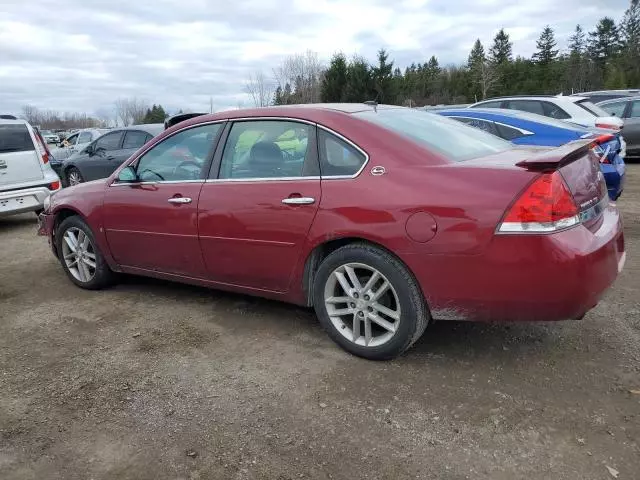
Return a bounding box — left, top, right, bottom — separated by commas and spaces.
173, 160, 201, 178
138, 169, 165, 181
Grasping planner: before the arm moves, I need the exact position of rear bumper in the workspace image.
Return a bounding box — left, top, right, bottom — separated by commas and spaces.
406, 205, 625, 322
0, 185, 56, 218
602, 161, 625, 200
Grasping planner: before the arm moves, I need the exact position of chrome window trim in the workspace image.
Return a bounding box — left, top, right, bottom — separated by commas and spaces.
110, 179, 205, 187
205, 176, 320, 184
449, 115, 534, 136
316, 124, 370, 179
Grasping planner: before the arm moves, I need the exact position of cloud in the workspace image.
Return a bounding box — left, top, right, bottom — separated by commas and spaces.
0, 0, 629, 118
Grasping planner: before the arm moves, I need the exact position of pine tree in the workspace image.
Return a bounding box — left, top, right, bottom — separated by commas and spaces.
344, 56, 372, 103
569, 24, 587, 56
588, 17, 622, 62
272, 86, 283, 105
533, 26, 558, 65
621, 0, 640, 85
489, 28, 513, 65
321, 53, 348, 102
371, 49, 394, 102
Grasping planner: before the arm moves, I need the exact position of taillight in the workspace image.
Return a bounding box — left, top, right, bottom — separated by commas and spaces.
498, 171, 579, 233
595, 122, 621, 131
34, 131, 52, 164
591, 134, 616, 164
47, 180, 60, 191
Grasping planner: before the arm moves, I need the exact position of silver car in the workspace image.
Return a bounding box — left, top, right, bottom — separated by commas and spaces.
0, 117, 61, 218
50, 128, 109, 161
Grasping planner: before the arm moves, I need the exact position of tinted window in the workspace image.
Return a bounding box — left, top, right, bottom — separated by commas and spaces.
506, 100, 545, 116
471, 100, 503, 108
135, 123, 220, 182
95, 132, 123, 151
123, 130, 150, 149
64, 133, 79, 145
542, 102, 570, 119
354, 109, 511, 162
452, 117, 499, 135
0, 124, 35, 153
318, 130, 366, 176
629, 101, 640, 118
219, 121, 312, 179
77, 131, 92, 143
600, 101, 627, 118
495, 123, 528, 140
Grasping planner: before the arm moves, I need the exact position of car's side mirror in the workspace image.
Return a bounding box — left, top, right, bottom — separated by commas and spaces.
85, 144, 94, 155
117, 166, 138, 183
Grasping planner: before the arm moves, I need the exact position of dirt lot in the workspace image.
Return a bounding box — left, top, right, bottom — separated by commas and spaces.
1, 168, 639, 480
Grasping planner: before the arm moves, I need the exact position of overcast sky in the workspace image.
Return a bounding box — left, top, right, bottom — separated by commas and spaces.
0, 0, 630, 119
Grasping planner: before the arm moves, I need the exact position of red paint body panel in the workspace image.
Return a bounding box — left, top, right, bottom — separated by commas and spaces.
197, 179, 321, 291
102, 182, 206, 277
39, 106, 625, 323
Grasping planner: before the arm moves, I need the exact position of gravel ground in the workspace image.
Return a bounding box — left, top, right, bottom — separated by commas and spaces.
1, 166, 639, 480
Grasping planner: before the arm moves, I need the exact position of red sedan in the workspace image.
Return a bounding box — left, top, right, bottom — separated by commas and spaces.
38, 104, 626, 360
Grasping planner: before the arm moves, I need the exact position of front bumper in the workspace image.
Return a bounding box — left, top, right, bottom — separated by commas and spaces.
37, 211, 58, 257
0, 186, 55, 218
405, 204, 625, 322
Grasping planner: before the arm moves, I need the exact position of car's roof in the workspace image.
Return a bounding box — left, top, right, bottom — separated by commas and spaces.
0, 118, 28, 126
124, 123, 164, 135
571, 89, 640, 96
438, 108, 588, 132
472, 95, 587, 105
597, 95, 640, 105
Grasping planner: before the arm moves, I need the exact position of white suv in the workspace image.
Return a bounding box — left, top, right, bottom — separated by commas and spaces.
469, 95, 624, 130
0, 116, 61, 218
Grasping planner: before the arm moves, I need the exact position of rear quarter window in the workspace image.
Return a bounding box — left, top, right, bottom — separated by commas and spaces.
318, 130, 367, 176
0, 124, 35, 153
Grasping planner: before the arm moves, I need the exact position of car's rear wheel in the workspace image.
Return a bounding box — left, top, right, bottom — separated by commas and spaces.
66, 167, 84, 186
313, 243, 429, 360
55, 216, 114, 289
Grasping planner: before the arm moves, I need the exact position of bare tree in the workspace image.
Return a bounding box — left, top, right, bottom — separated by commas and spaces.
21, 105, 39, 125
114, 97, 150, 126
273, 50, 325, 104
245, 71, 275, 107
479, 61, 499, 100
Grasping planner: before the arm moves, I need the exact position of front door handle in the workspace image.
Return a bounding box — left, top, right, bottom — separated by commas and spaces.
281, 197, 315, 205
168, 197, 192, 204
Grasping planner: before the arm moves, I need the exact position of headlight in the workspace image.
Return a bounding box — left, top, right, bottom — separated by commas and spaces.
43, 195, 51, 212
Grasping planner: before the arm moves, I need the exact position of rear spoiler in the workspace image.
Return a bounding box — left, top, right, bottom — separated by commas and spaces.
164, 113, 208, 130
516, 139, 596, 170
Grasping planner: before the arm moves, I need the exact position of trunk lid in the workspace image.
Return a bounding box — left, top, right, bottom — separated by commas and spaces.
0, 123, 44, 188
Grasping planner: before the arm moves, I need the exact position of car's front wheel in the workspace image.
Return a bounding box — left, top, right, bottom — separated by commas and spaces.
55, 215, 115, 289
66, 167, 84, 186
313, 243, 429, 360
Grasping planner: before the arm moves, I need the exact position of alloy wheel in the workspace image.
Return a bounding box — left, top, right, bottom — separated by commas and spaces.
61, 227, 96, 283
323, 262, 401, 347
68, 170, 82, 186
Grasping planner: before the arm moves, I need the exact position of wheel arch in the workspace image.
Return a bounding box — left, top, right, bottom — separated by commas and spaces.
301, 236, 424, 308
51, 207, 87, 256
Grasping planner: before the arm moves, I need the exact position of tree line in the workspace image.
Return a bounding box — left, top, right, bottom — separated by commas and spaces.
250, 0, 640, 107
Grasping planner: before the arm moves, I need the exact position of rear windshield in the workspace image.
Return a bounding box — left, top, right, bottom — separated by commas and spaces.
0, 124, 35, 153
575, 100, 610, 117
354, 108, 511, 161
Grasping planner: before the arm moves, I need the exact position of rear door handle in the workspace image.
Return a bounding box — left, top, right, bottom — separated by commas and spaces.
168, 197, 192, 204
282, 197, 315, 205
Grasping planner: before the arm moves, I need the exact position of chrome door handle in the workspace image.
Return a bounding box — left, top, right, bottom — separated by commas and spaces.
168, 197, 192, 204
281, 197, 315, 205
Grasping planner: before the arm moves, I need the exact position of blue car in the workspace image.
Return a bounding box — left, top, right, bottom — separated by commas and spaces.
437, 108, 626, 200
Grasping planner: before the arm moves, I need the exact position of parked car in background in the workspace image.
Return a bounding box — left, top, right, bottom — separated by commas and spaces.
61, 124, 163, 186
38, 104, 625, 360
596, 96, 640, 158
1, 117, 61, 217
49, 128, 109, 168
39, 129, 60, 144
570, 89, 640, 103
469, 95, 624, 130
438, 108, 626, 200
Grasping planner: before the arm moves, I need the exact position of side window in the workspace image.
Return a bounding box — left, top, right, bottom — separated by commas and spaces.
495, 123, 528, 141
77, 131, 92, 143
542, 102, 571, 119
506, 100, 545, 116
123, 130, 150, 149
627, 101, 640, 118
452, 117, 499, 136
65, 133, 79, 145
318, 130, 367, 177
95, 132, 124, 151
471, 100, 503, 109
219, 121, 313, 179
135, 123, 221, 182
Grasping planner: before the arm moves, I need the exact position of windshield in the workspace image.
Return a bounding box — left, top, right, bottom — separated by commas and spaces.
575, 100, 610, 117
41, 130, 52, 135
354, 108, 512, 161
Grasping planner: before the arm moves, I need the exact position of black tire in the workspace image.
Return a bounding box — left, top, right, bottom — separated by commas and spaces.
55, 215, 115, 290
312, 243, 429, 360
66, 167, 84, 186
34, 209, 44, 217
